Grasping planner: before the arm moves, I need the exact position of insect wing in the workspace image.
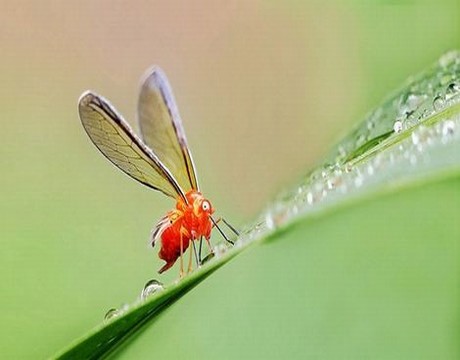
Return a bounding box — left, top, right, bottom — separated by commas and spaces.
137, 67, 199, 192
78, 91, 186, 201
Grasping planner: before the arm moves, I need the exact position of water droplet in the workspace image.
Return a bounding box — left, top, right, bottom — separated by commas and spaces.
265, 204, 289, 230
321, 165, 334, 179
265, 213, 274, 230
104, 305, 128, 322
295, 185, 310, 205
141, 279, 164, 300
433, 95, 445, 111
445, 82, 460, 99
306, 191, 314, 205
393, 120, 403, 133
326, 167, 344, 190
201, 252, 215, 264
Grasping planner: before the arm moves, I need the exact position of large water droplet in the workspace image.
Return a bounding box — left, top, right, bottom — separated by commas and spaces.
141, 279, 164, 300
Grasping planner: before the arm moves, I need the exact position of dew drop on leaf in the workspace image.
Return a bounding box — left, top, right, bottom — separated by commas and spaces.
433, 95, 445, 111
141, 279, 164, 300
393, 120, 403, 133
104, 307, 126, 322
446, 82, 460, 99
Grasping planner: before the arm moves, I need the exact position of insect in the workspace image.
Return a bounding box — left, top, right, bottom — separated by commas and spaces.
78, 66, 238, 276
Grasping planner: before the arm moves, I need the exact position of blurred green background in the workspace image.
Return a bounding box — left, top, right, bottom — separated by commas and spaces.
0, 1, 459, 358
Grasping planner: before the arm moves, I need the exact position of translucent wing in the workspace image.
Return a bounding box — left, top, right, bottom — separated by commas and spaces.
137, 66, 199, 192
78, 91, 187, 201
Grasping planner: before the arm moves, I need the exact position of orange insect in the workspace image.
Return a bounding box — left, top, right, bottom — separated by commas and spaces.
78, 67, 238, 276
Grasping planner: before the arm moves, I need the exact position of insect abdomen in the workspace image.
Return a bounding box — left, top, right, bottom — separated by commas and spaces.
157, 218, 191, 273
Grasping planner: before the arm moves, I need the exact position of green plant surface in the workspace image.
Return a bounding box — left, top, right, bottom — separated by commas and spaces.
117, 174, 460, 360
53, 52, 460, 359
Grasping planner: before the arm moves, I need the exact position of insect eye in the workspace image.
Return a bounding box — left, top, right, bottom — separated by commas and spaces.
202, 201, 210, 211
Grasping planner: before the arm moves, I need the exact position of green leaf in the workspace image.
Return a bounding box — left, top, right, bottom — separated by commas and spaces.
53, 51, 460, 359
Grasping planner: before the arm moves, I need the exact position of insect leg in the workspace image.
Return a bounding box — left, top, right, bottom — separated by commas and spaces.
210, 216, 234, 245
179, 232, 184, 278
187, 238, 194, 273
191, 238, 201, 266
205, 237, 213, 253
222, 218, 240, 236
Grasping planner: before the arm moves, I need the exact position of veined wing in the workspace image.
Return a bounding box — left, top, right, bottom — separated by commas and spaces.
78, 91, 187, 201
137, 66, 199, 192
